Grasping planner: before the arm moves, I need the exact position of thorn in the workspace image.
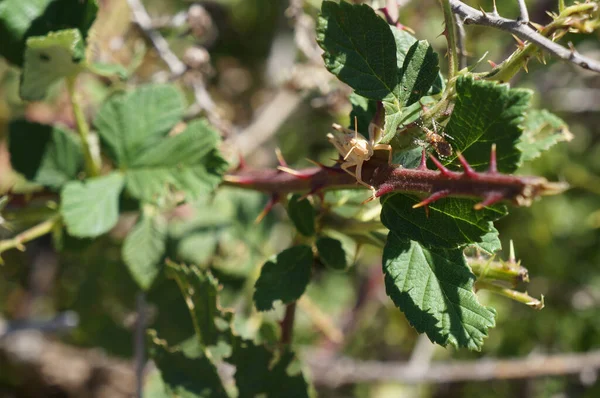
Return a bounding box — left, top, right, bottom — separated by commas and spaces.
508, 240, 516, 263
276, 166, 313, 180
361, 188, 377, 204
418, 149, 428, 170
275, 147, 288, 168
375, 184, 394, 198
489, 144, 498, 173
456, 152, 478, 178
255, 194, 279, 224
474, 192, 504, 210
488, 60, 498, 68
512, 34, 525, 49
523, 59, 529, 73
222, 175, 254, 185
236, 152, 246, 171
428, 155, 454, 178
412, 190, 451, 209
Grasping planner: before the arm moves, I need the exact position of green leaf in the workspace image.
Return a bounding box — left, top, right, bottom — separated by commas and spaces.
122, 211, 167, 290
94, 84, 185, 166
147, 330, 228, 398
87, 61, 128, 79
125, 119, 228, 202
383, 233, 496, 350
9, 120, 82, 188
20, 29, 86, 101
518, 109, 573, 163
165, 262, 225, 347
0, 0, 97, 66
472, 226, 502, 255
228, 339, 310, 398
253, 245, 313, 311
317, 1, 399, 101
287, 194, 315, 236
382, 40, 439, 143
348, 93, 376, 134
60, 172, 124, 237
381, 194, 506, 249
316, 237, 347, 270
446, 76, 531, 172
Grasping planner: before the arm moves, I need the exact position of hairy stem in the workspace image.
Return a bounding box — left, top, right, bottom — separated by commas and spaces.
0, 214, 61, 261
475, 280, 544, 309
441, 0, 459, 80
66, 76, 100, 177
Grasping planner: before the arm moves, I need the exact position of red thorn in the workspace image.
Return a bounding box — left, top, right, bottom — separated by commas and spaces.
474, 192, 504, 210
255, 193, 279, 223
429, 155, 454, 178
488, 60, 497, 68
418, 149, 428, 170
375, 184, 394, 198
412, 190, 451, 209
236, 152, 246, 171
276, 166, 313, 180
275, 148, 288, 168
456, 152, 478, 178
489, 144, 498, 173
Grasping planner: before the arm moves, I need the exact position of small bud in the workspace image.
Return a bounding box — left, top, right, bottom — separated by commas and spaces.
183, 46, 210, 69
188, 4, 214, 40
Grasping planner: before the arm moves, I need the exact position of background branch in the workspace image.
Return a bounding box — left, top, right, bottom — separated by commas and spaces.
449, 0, 600, 74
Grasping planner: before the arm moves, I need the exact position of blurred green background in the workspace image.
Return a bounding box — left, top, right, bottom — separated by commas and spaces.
0, 0, 599, 397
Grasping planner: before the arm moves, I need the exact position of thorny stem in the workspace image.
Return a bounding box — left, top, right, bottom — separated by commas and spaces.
0, 214, 61, 262
66, 76, 100, 177
475, 280, 544, 310
450, 0, 600, 75
470, 257, 529, 287
441, 0, 459, 81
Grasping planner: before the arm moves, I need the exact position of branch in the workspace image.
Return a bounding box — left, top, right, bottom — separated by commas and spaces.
516, 0, 530, 24
223, 149, 567, 210
304, 348, 600, 386
449, 0, 600, 74
127, 0, 186, 75
0, 214, 61, 262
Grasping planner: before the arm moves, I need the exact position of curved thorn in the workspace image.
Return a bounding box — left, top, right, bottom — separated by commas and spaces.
418, 149, 428, 170
255, 194, 279, 224
276, 166, 313, 180
412, 190, 451, 209
275, 147, 288, 168
489, 144, 498, 173
474, 192, 504, 210
456, 152, 478, 178
428, 155, 454, 177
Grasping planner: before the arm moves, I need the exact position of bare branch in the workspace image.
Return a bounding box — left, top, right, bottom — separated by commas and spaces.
449, 0, 600, 74
454, 14, 467, 69
516, 0, 530, 24
305, 348, 600, 386
127, 0, 186, 76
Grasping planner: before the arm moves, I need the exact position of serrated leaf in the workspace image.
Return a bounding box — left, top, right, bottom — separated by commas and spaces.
472, 225, 502, 255
381, 194, 507, 249
287, 194, 315, 236
122, 211, 167, 290
394, 40, 440, 107
94, 84, 185, 167
0, 0, 97, 66
20, 29, 86, 101
228, 339, 310, 398
165, 262, 224, 346
383, 232, 496, 350
518, 109, 573, 163
87, 61, 128, 79
316, 236, 347, 270
446, 76, 531, 172
253, 245, 313, 311
147, 330, 228, 398
9, 120, 82, 188
382, 40, 439, 143
60, 172, 124, 237
125, 119, 228, 202
317, 1, 399, 101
